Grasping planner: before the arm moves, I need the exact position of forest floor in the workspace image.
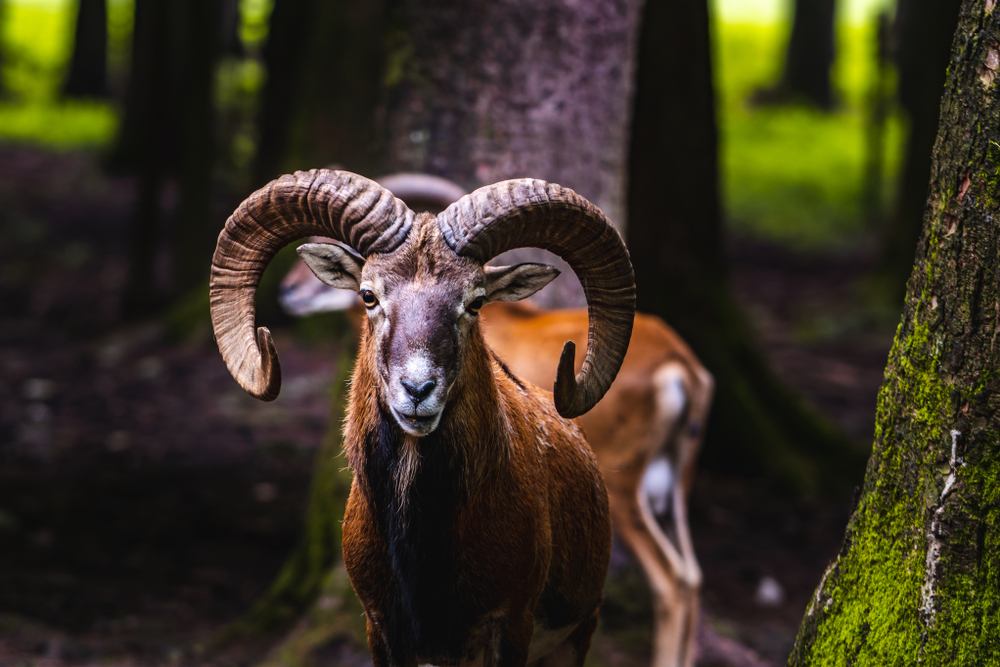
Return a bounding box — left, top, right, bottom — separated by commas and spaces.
0, 147, 896, 667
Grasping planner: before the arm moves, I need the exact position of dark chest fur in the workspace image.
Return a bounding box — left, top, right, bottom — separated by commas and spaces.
360, 411, 490, 664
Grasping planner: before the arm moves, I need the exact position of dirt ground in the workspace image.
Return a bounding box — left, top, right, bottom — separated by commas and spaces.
0, 147, 895, 666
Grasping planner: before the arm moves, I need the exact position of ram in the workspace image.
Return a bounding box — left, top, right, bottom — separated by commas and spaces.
210, 169, 634, 667
281, 174, 712, 667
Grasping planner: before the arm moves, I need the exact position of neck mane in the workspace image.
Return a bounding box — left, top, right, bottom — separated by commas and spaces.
344, 324, 514, 502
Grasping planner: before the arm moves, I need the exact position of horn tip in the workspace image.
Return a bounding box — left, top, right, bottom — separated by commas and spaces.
554, 340, 586, 418
254, 326, 281, 402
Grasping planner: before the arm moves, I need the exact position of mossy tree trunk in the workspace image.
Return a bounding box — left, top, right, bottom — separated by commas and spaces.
628, 0, 861, 492
790, 1, 1000, 661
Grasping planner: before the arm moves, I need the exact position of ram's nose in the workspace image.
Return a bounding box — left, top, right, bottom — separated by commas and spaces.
401, 379, 436, 402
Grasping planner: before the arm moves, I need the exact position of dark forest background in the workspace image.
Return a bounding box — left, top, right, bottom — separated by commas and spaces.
0, 0, 963, 665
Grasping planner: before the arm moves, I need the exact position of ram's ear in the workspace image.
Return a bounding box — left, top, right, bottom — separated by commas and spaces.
484, 263, 560, 302
297, 243, 365, 291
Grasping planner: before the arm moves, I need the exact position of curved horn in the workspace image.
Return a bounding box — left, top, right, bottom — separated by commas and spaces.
211, 169, 414, 400
437, 179, 635, 418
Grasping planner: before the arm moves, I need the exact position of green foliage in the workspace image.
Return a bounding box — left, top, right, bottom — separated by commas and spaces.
716, 21, 905, 250
239, 0, 273, 49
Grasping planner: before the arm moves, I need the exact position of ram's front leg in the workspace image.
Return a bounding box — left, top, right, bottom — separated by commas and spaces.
366, 616, 393, 667
483, 610, 533, 667
535, 605, 601, 667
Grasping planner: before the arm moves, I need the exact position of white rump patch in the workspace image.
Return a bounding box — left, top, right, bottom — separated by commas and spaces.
642, 456, 674, 517
652, 363, 687, 423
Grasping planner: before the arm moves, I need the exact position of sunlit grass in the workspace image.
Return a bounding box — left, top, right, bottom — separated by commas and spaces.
2, 3, 72, 100
715, 20, 905, 250
0, 100, 116, 147
0, 1, 119, 149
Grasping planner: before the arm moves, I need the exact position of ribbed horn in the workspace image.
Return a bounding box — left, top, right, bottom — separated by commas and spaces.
437, 179, 635, 418
211, 169, 414, 400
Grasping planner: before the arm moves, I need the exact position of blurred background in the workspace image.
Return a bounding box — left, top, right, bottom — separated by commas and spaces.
0, 0, 959, 665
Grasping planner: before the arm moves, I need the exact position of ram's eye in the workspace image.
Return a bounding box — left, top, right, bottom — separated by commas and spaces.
360, 290, 378, 308
467, 296, 485, 315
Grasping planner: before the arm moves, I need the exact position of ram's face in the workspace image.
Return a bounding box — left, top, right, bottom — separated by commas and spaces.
297, 219, 558, 436
358, 247, 486, 436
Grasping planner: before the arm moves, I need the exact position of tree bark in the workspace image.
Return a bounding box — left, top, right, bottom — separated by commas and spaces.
875, 0, 962, 305
63, 0, 108, 98
384, 0, 640, 227
791, 1, 1000, 660
628, 0, 859, 490
754, 0, 837, 108
382, 0, 643, 308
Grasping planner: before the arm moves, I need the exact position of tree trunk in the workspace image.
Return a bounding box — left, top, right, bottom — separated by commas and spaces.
790, 1, 1000, 660
874, 0, 962, 305
251, 0, 388, 188
861, 11, 893, 228
754, 0, 837, 108
628, 0, 860, 491
282, 0, 389, 177
251, 0, 322, 187
383, 0, 640, 227
382, 0, 643, 308
114, 0, 223, 309
170, 0, 223, 296
63, 0, 108, 98
117, 0, 172, 316
220, 0, 243, 58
